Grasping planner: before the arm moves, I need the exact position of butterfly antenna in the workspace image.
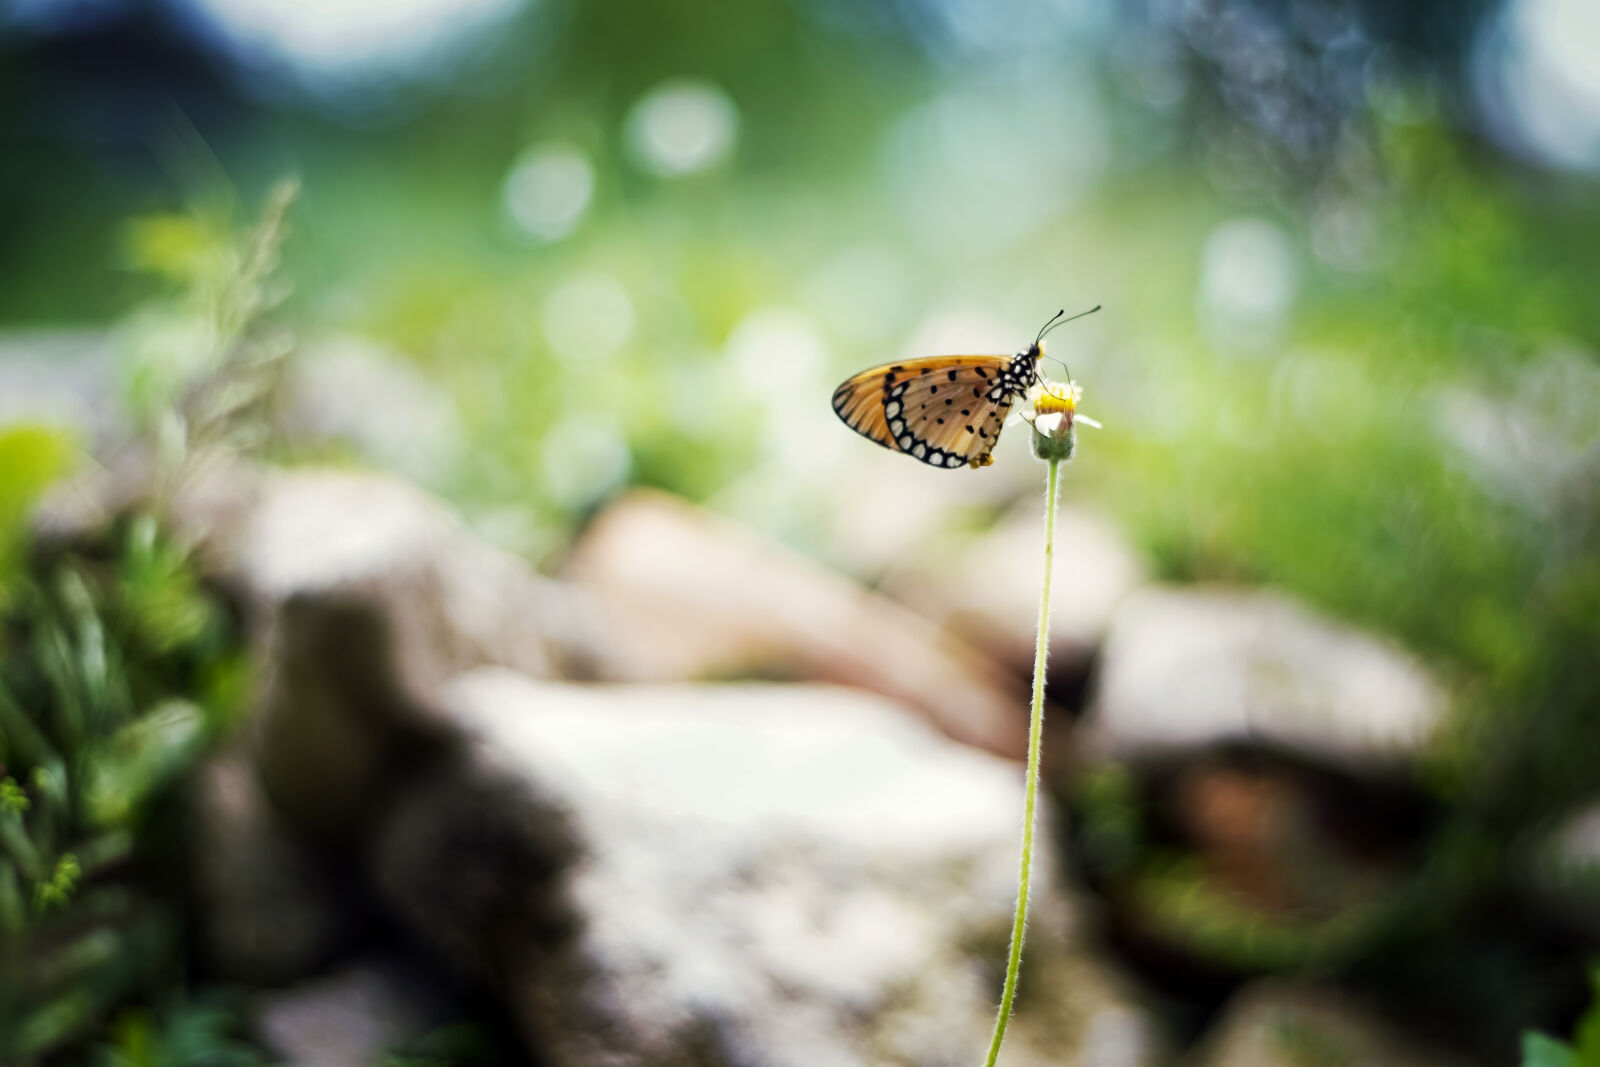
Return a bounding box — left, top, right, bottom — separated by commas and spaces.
1034, 309, 1066, 345
1038, 304, 1100, 343
1036, 304, 1100, 378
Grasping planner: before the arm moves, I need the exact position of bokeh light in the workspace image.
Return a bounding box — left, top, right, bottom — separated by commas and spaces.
543, 274, 636, 364
624, 79, 739, 177
503, 144, 595, 242
1197, 217, 1299, 351
1476, 0, 1600, 170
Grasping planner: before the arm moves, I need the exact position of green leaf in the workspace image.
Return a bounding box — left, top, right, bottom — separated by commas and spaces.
120, 214, 218, 285
83, 701, 205, 829
1524, 1032, 1577, 1067
0, 776, 29, 815
1571, 967, 1600, 1067
0, 425, 75, 611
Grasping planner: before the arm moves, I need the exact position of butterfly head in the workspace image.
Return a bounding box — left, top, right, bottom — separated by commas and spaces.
1018, 341, 1044, 381
1028, 341, 1060, 382
1005, 347, 1043, 392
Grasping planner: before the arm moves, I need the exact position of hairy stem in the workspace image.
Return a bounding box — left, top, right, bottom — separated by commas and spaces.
983, 457, 1059, 1067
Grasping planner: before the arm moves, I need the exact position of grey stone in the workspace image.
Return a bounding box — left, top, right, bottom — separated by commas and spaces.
178, 465, 599, 838
374, 669, 1162, 1067
1086, 587, 1448, 766
566, 490, 1028, 759
1187, 982, 1465, 1067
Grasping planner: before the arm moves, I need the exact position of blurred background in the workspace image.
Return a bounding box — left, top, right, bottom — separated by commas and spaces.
2, 0, 1599, 1064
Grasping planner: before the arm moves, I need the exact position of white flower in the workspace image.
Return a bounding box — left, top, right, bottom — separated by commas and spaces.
1023, 379, 1101, 436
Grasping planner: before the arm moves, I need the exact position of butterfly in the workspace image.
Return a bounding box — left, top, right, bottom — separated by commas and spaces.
831, 306, 1099, 469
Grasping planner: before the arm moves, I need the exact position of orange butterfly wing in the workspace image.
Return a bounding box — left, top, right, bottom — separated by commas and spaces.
831, 354, 1025, 469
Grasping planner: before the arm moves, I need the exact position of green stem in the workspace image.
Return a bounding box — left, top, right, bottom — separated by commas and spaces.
983, 457, 1060, 1067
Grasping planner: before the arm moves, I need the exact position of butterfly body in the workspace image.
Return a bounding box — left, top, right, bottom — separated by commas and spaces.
831, 344, 1042, 469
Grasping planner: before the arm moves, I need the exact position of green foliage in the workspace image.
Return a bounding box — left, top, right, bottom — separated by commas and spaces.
1097, 115, 1600, 821
1272, 1017, 1357, 1067
117, 179, 299, 503
94, 996, 279, 1067
0, 185, 294, 1066
381, 1023, 520, 1067
1523, 969, 1600, 1067
33, 852, 82, 912
1526, 1034, 1580, 1067
1124, 855, 1400, 974
0, 516, 240, 1062
1071, 763, 1144, 879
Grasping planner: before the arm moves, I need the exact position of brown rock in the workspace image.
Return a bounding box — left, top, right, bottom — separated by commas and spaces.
566, 490, 1028, 759
180, 465, 598, 838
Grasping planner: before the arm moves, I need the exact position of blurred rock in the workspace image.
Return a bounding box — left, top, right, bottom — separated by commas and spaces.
254, 955, 455, 1067
1073, 589, 1447, 977
281, 334, 465, 488
567, 490, 1028, 759
1085, 587, 1448, 767
374, 669, 1162, 1067
1187, 982, 1464, 1067
813, 444, 1029, 577
191, 747, 357, 984
180, 465, 600, 838
1160, 754, 1413, 918
188, 467, 582, 679
881, 501, 1147, 682
1077, 746, 1434, 978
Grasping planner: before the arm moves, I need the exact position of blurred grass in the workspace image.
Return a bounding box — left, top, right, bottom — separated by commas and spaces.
1093, 118, 1600, 819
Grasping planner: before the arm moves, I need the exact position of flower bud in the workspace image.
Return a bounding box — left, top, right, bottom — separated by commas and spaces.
1030, 416, 1076, 462
1029, 382, 1081, 462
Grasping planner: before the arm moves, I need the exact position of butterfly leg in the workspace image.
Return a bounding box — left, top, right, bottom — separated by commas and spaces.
968, 453, 994, 469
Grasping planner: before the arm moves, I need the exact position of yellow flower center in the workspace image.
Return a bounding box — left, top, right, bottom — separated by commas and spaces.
1034, 384, 1078, 416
